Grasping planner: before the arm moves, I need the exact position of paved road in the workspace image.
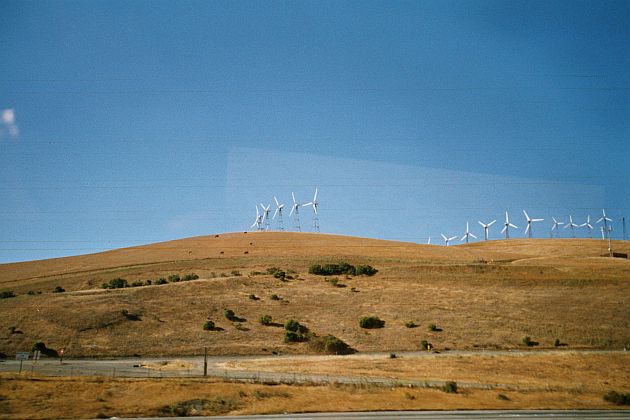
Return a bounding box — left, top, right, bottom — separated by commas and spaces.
80, 410, 630, 419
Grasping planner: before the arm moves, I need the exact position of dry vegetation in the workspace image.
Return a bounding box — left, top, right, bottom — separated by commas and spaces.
1, 232, 629, 357
0, 371, 624, 420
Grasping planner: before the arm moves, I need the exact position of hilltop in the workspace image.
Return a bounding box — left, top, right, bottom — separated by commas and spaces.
1, 232, 629, 357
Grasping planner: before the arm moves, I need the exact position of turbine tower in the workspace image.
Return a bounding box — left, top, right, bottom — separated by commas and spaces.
551, 217, 564, 238
523, 210, 544, 239
564, 215, 578, 238
441, 233, 457, 246
460, 222, 477, 244
427, 237, 431, 245
250, 205, 263, 231
501, 211, 518, 239
478, 219, 496, 241
621, 216, 627, 241
260, 203, 272, 231
600, 226, 606, 240
303, 187, 319, 232
596, 209, 612, 240
272, 196, 285, 231
580, 215, 593, 238
289, 192, 302, 232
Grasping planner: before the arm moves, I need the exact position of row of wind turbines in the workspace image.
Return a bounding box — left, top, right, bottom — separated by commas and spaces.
437, 209, 627, 246
251, 188, 320, 232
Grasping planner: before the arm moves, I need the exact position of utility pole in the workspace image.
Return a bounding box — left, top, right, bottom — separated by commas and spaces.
203, 347, 208, 377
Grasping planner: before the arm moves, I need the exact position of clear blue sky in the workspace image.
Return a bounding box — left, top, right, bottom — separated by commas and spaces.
1, 0, 628, 262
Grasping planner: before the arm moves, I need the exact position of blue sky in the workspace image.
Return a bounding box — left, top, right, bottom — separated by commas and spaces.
1, 0, 628, 262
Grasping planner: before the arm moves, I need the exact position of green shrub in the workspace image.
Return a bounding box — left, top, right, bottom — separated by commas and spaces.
522, 336, 536, 347
554, 338, 561, 347
284, 330, 306, 343
284, 319, 304, 332
390, 353, 397, 359
155, 278, 167, 285
168, 274, 180, 282
309, 262, 377, 276
53, 286, 65, 293
203, 320, 216, 331
31, 342, 58, 357
145, 279, 152, 285
359, 316, 385, 329
27, 290, 37, 296
443, 381, 458, 393
248, 294, 259, 300
405, 321, 417, 328
230, 270, 241, 277
182, 273, 199, 281
603, 390, 630, 405
270, 294, 281, 301
428, 323, 438, 331
259, 315, 272, 325
0, 290, 16, 299
310, 334, 353, 354
102, 278, 128, 289
224, 309, 236, 321
131, 281, 144, 287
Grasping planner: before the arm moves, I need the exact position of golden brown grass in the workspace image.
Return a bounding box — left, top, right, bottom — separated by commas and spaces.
1, 233, 629, 357
0, 372, 623, 420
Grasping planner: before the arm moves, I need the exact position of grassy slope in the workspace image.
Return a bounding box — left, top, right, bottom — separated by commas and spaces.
1, 232, 629, 357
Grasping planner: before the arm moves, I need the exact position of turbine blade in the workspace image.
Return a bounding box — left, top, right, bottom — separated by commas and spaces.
289, 206, 294, 217
533, 218, 544, 222
313, 188, 318, 202
470, 233, 477, 239
441, 234, 447, 241
274, 196, 279, 206
273, 208, 279, 219
501, 226, 507, 233
449, 236, 457, 241
488, 220, 496, 226
523, 209, 530, 221
525, 224, 530, 234
510, 223, 518, 229
478, 221, 485, 227
461, 235, 467, 241
292, 192, 296, 204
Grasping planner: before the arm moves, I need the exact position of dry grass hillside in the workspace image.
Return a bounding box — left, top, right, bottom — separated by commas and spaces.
1, 232, 629, 357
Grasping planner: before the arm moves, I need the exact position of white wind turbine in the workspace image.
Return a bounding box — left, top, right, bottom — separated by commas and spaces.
250, 205, 263, 231
580, 215, 593, 238
551, 217, 564, 238
501, 211, 518, 239
441, 233, 457, 246
523, 209, 544, 239
564, 215, 578, 238
596, 209, 612, 240
427, 237, 431, 245
260, 202, 272, 231
302, 187, 320, 232
460, 222, 477, 244
272, 196, 285, 231
478, 219, 496, 241
289, 192, 302, 231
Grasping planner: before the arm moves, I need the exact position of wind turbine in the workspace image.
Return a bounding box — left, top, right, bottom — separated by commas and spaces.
272, 196, 285, 231
441, 234, 457, 246
564, 215, 578, 238
621, 216, 627, 241
523, 210, 544, 239
259, 203, 272, 231
501, 211, 518, 239
478, 219, 496, 241
551, 217, 564, 238
250, 205, 263, 231
427, 236, 431, 245
580, 215, 593, 238
596, 209, 612, 240
460, 222, 477, 244
302, 187, 319, 232
289, 192, 302, 232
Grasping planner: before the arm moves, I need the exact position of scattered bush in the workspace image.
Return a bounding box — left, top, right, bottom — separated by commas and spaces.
310, 334, 354, 354
230, 270, 241, 277
0, 290, 16, 299
145, 279, 152, 285
284, 319, 305, 333
270, 294, 281, 301
359, 316, 385, 329
522, 336, 538, 347
224, 309, 236, 321
53, 286, 65, 293
497, 394, 510, 401
308, 262, 377, 277
428, 323, 438, 332
155, 278, 167, 285
284, 319, 307, 342
443, 381, 458, 393
182, 273, 199, 281
259, 315, 273, 325
603, 390, 630, 405
203, 320, 216, 331
248, 294, 259, 300
102, 278, 128, 289
131, 281, 144, 287
554, 338, 561, 347
405, 321, 417, 328
284, 330, 306, 343
390, 353, 397, 359
27, 290, 37, 296
168, 274, 180, 283
31, 342, 58, 357
121, 309, 140, 321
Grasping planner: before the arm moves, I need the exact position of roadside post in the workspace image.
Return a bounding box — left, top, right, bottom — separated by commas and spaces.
59, 348, 65, 364
15, 351, 29, 373
204, 347, 208, 377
